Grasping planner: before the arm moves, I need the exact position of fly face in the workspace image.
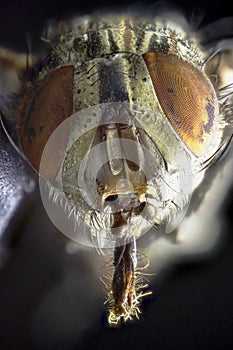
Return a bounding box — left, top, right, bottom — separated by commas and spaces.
1, 11, 233, 326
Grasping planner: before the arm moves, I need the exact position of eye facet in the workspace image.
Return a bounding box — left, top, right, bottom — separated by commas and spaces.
17, 65, 74, 179
142, 52, 219, 157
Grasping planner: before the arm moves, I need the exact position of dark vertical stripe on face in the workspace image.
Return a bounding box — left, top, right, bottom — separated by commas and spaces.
148, 33, 160, 52
107, 29, 120, 52
86, 31, 102, 59
148, 33, 169, 53
98, 61, 129, 103
135, 28, 145, 52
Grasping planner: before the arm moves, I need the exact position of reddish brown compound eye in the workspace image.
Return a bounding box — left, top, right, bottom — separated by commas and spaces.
17, 65, 74, 179
142, 52, 219, 157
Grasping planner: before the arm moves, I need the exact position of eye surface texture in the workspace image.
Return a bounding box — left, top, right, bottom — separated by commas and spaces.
142, 52, 219, 157
17, 65, 74, 178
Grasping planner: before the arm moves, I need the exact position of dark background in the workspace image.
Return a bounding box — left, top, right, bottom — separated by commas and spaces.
0, 0, 233, 349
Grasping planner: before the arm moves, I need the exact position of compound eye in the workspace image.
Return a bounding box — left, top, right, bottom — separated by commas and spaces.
142, 52, 219, 157
18, 65, 74, 179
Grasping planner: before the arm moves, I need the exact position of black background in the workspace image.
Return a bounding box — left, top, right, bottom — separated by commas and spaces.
0, 0, 233, 349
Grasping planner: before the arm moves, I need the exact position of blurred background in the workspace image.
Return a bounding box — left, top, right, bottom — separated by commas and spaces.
0, 0, 233, 349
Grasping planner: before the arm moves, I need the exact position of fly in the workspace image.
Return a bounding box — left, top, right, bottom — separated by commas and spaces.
0, 9, 233, 326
